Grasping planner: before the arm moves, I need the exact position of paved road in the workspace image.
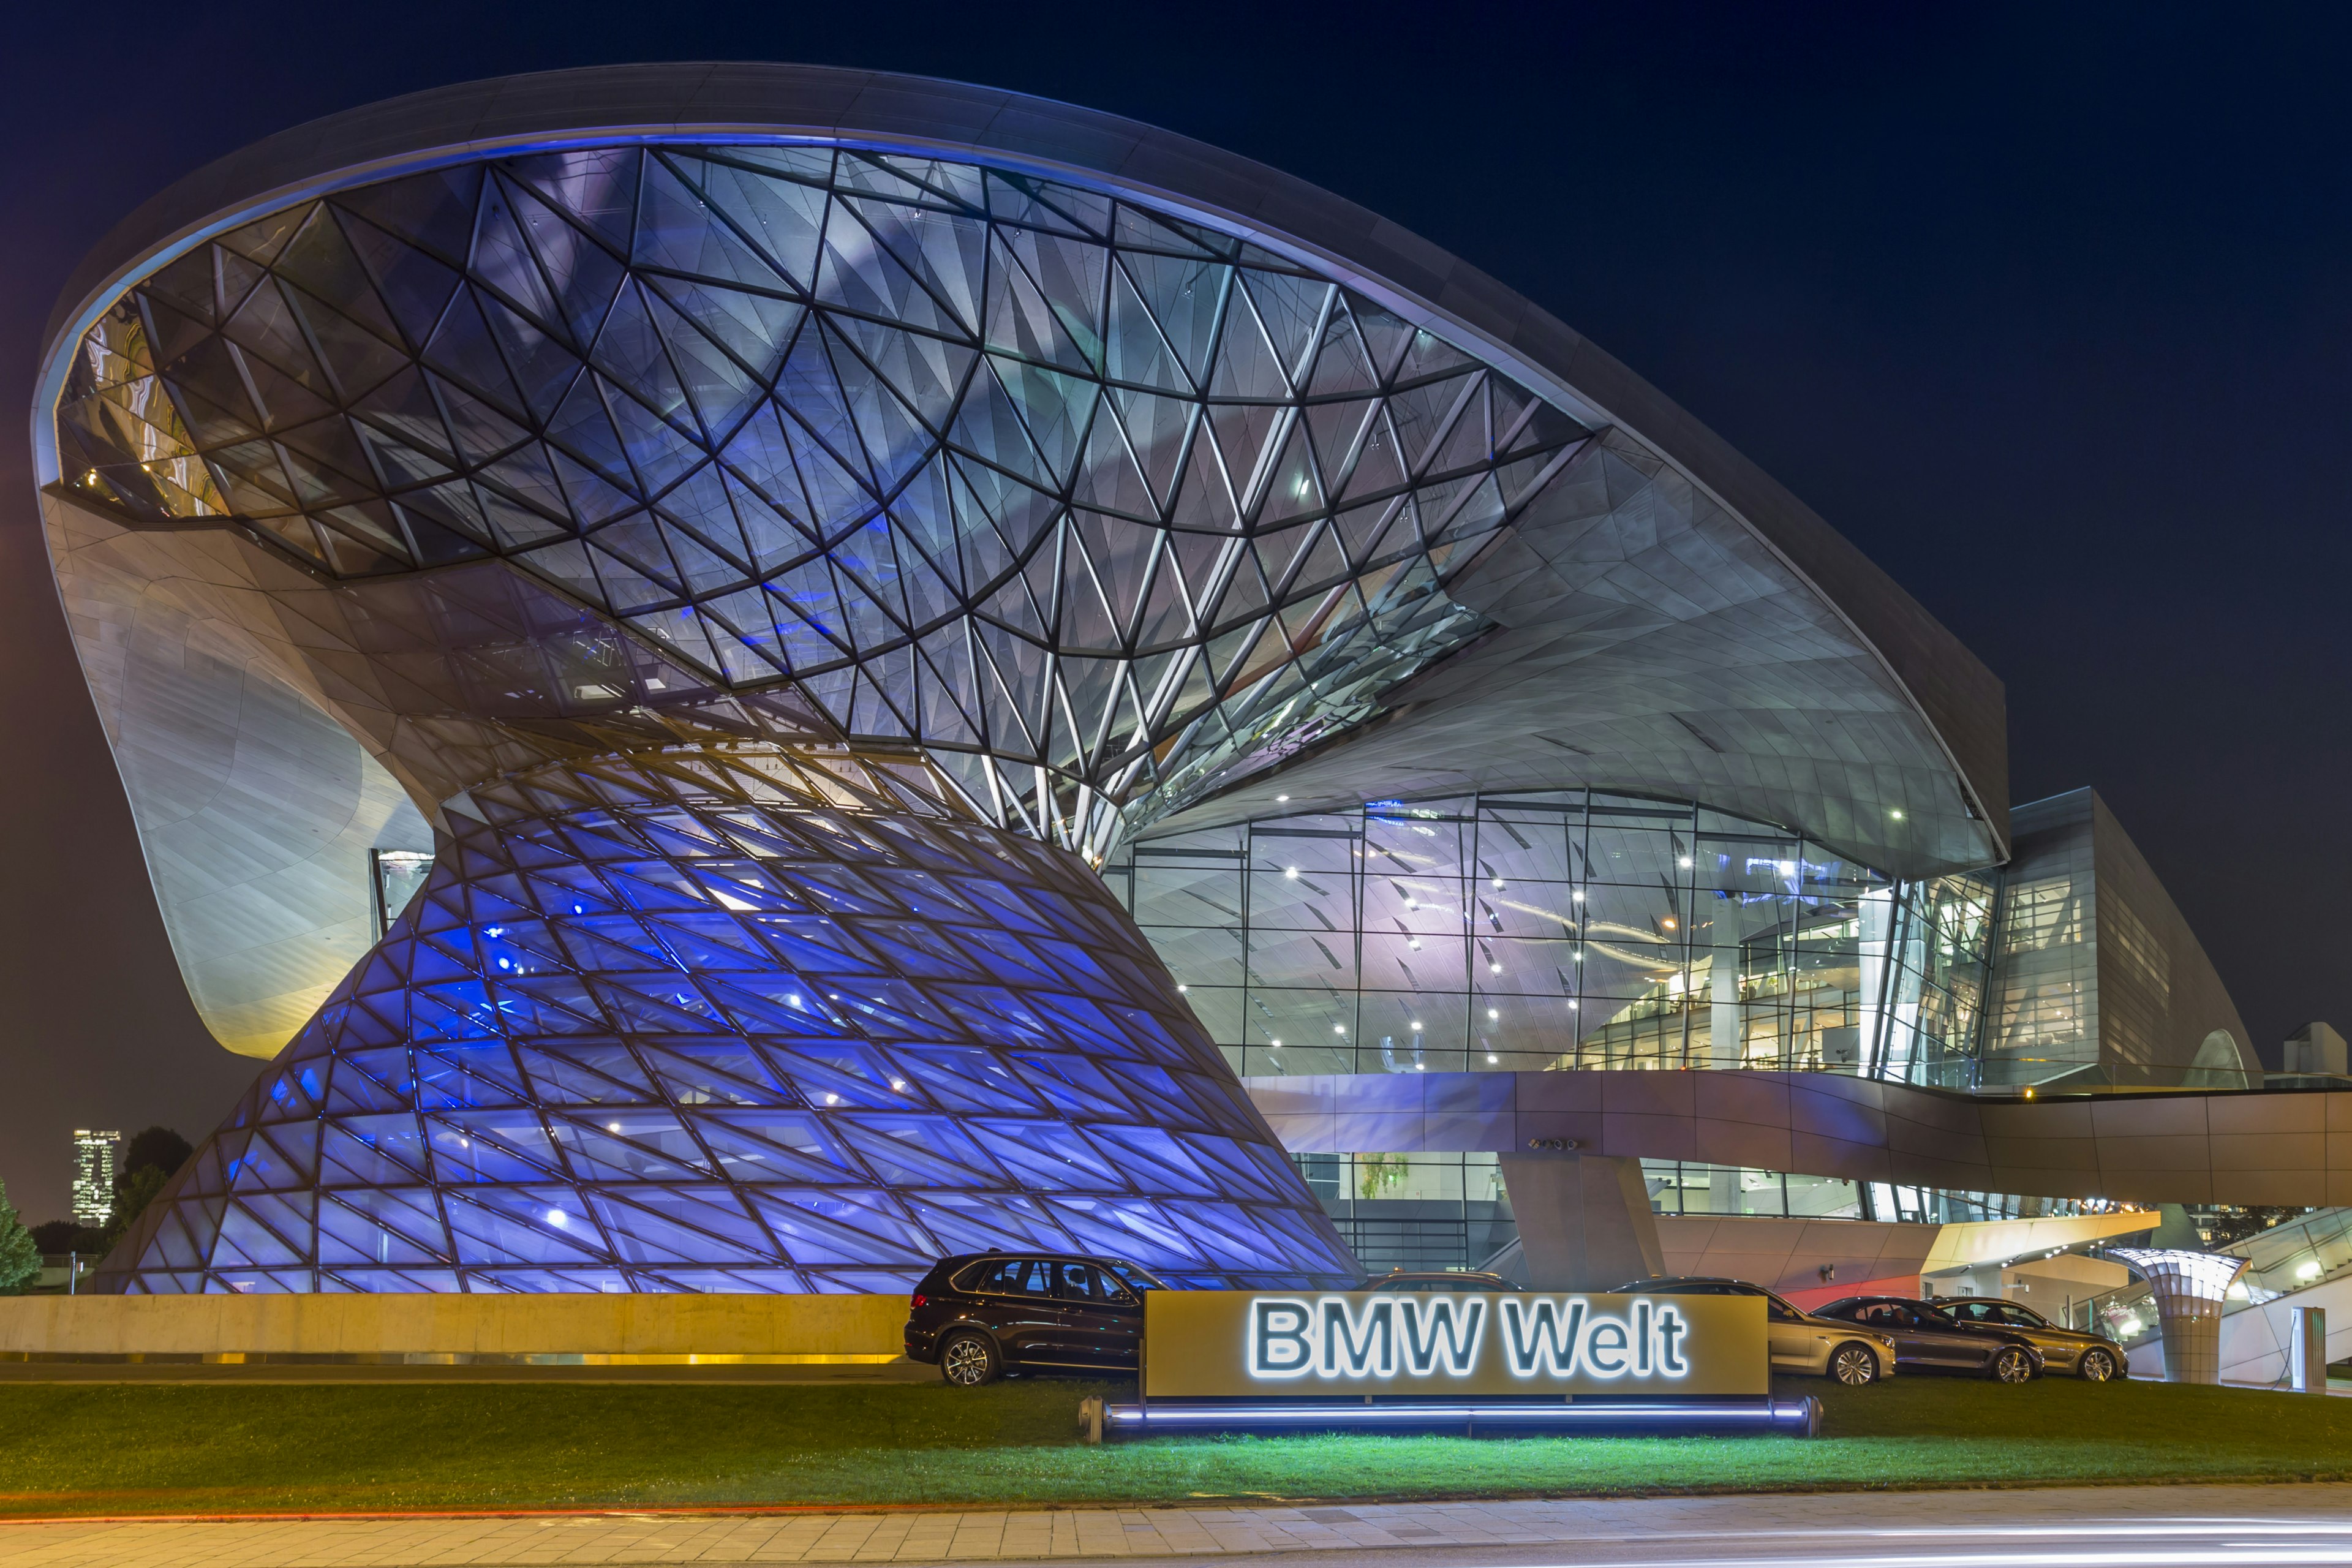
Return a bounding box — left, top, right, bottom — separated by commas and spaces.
6, 1485, 2352, 1566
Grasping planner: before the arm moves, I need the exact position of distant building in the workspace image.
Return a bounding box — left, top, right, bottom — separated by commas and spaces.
70, 1130, 118, 1227
2283, 1022, 2348, 1077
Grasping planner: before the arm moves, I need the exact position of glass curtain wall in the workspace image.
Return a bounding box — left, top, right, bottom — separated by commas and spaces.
1109, 791, 1997, 1087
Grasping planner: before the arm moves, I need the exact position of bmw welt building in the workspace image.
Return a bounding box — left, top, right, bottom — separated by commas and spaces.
32, 64, 2304, 1306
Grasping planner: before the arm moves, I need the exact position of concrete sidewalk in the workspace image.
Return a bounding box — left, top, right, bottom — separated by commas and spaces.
7, 1483, 2352, 1566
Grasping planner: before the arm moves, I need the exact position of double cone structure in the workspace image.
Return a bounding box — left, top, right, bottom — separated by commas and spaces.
36, 66, 2036, 1293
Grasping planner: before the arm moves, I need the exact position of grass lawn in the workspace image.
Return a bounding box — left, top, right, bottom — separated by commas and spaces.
4, 1373, 2352, 1517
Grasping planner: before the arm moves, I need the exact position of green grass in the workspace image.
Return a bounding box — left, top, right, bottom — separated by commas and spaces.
5, 1374, 2352, 1517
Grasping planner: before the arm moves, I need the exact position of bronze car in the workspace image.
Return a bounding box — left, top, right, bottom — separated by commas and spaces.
1619, 1275, 1898, 1385
1934, 1295, 2127, 1381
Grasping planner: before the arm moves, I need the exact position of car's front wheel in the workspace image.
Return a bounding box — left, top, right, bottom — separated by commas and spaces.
1989, 1345, 2036, 1383
940, 1330, 1003, 1387
2078, 1347, 2118, 1382
1828, 1342, 1880, 1385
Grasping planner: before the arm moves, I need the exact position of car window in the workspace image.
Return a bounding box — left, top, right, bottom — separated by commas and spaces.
1999, 1303, 2048, 1328
1854, 1302, 1910, 1327
1947, 1300, 1999, 1323
1054, 1261, 1126, 1303
971, 1258, 1053, 1297
1915, 1303, 1960, 1327
1104, 1259, 1164, 1293
1760, 1291, 1804, 1322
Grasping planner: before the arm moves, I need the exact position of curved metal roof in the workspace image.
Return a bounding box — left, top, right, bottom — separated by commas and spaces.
31, 64, 2008, 1052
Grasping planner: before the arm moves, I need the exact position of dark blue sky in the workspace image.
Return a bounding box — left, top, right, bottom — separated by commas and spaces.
1, 1, 2345, 1219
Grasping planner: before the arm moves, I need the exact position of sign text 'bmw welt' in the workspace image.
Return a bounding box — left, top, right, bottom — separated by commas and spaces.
1144, 1292, 1770, 1399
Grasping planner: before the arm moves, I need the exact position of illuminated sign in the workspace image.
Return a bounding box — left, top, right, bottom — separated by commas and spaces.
1145, 1292, 1767, 1399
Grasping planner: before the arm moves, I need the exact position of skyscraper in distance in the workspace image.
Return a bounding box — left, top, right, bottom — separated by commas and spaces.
72, 1131, 119, 1227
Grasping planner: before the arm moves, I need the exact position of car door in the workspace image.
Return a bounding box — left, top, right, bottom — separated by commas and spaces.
1757, 1290, 1812, 1368
1905, 1303, 1994, 1368
968, 1257, 1066, 1366
1046, 1261, 1140, 1370
1859, 1301, 1959, 1366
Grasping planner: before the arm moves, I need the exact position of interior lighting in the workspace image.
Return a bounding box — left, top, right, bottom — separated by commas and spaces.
546, 1210, 568, 1227
606, 1122, 621, 1133
2298, 1259, 2324, 1281
1488, 1008, 1499, 1020
1487, 1053, 1499, 1063
1177, 984, 1188, 992
1410, 1020, 1423, 1031
1333, 1025, 1347, 1035
1276, 794, 1289, 802
1572, 890, 1585, 902
1489, 961, 1503, 973
1269, 1038, 1282, 1049
1492, 877, 1505, 889
1284, 866, 1299, 878
1678, 856, 1692, 869
1662, 918, 1676, 930
1890, 809, 1905, 820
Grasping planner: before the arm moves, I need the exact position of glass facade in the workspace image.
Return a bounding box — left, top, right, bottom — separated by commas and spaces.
94, 748, 1358, 1295
1109, 791, 1997, 1087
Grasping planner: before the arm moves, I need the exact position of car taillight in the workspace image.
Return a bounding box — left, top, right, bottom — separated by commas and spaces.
910, 1293, 927, 1309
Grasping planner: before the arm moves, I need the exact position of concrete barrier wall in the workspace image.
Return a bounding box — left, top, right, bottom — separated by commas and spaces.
0, 1293, 907, 1360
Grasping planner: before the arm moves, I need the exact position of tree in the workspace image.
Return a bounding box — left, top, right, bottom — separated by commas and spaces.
29, 1220, 107, 1254
0, 1183, 38, 1295
105, 1126, 193, 1248
119, 1128, 193, 1183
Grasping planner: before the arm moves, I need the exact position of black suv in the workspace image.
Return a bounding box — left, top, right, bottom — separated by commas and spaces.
905, 1253, 1165, 1384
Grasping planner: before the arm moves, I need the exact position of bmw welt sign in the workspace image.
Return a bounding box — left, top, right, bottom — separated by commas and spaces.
1144, 1292, 1768, 1398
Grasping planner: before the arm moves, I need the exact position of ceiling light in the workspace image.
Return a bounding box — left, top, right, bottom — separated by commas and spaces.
1487, 1008, 1499, 1020
1269, 1038, 1282, 1048
1410, 1020, 1423, 1031
1284, 866, 1299, 879
1276, 794, 1289, 802
1489, 962, 1503, 973
1333, 1025, 1347, 1035
1487, 1053, 1499, 1063
1678, 856, 1692, 869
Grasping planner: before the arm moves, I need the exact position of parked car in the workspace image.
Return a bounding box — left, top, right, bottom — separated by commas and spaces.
1616, 1275, 1898, 1385
905, 1253, 1163, 1385
1363, 1270, 1524, 1291
1815, 1295, 2046, 1382
1932, 1295, 2127, 1381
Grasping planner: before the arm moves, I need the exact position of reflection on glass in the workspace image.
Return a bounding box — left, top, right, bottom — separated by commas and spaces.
1112, 790, 1997, 1087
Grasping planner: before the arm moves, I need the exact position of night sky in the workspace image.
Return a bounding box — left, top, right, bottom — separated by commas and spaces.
2, 2, 2345, 1223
